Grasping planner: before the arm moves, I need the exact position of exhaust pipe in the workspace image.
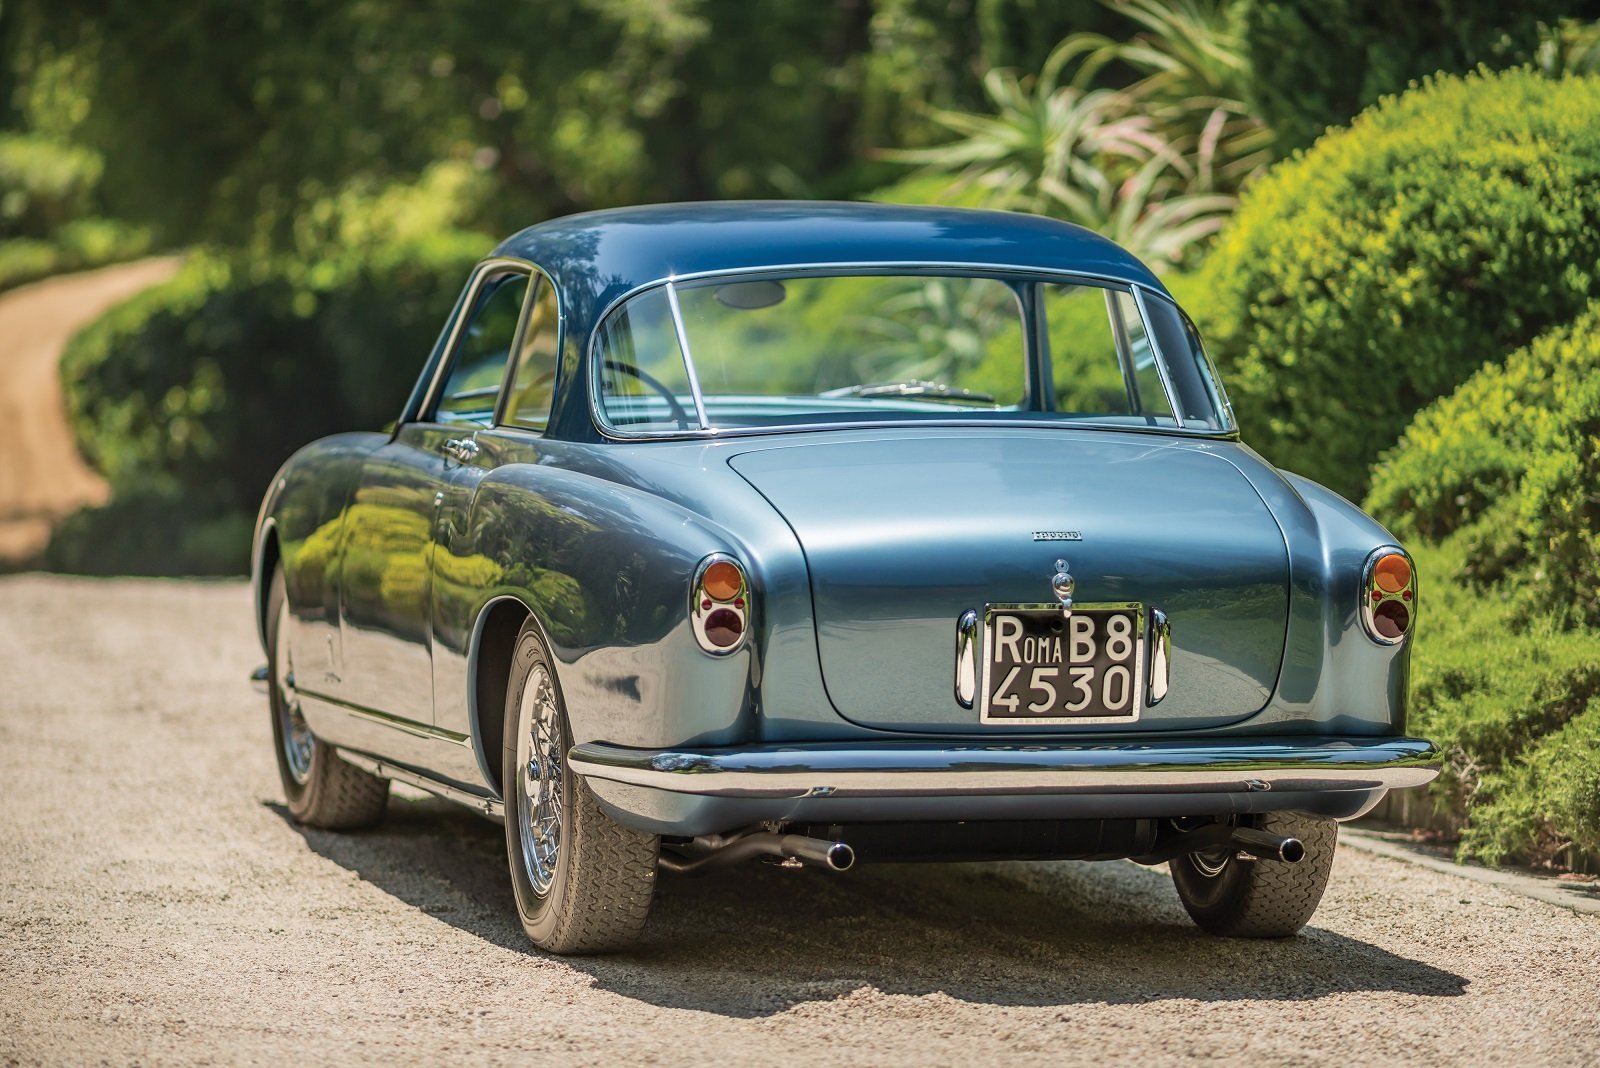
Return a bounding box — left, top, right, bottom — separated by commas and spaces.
658, 832, 855, 875
779, 836, 856, 871
1229, 826, 1305, 863
1131, 822, 1304, 866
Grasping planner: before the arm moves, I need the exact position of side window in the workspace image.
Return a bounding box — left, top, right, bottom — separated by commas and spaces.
433, 271, 529, 426
1042, 283, 1175, 425
504, 276, 561, 430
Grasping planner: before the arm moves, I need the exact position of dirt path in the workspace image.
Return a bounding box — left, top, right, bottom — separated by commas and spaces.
2, 574, 1598, 1067
0, 257, 182, 563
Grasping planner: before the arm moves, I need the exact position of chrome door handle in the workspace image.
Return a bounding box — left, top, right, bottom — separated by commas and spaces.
441, 437, 480, 463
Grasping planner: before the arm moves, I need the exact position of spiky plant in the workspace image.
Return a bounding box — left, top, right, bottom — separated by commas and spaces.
881, 0, 1274, 269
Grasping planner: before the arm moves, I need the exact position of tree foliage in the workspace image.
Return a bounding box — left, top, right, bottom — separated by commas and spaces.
1238, 0, 1587, 153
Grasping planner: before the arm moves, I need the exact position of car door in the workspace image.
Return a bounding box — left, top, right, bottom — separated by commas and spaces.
430, 270, 562, 747
336, 261, 533, 727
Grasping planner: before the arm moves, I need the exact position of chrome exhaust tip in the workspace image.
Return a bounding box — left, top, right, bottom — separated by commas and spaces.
658, 832, 856, 875
1230, 826, 1304, 863
779, 835, 855, 872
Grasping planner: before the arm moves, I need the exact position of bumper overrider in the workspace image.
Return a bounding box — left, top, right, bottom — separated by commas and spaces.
568, 736, 1441, 836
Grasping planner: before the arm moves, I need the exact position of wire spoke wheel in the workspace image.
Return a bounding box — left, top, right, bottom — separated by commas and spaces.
516, 664, 564, 896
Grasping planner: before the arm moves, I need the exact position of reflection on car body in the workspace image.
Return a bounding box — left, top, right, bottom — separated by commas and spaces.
250, 202, 1437, 953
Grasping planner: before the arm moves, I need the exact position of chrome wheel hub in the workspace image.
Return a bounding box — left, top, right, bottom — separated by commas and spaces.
274, 599, 314, 785
516, 664, 564, 897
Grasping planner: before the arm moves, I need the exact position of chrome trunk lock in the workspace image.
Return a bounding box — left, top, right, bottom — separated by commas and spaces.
1052, 559, 1075, 611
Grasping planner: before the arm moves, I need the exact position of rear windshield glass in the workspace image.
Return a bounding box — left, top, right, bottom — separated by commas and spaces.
595, 272, 1230, 434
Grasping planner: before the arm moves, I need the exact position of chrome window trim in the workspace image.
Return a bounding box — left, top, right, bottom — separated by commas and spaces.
1130, 285, 1239, 435
663, 280, 711, 431
418, 256, 537, 426
1128, 283, 1187, 430
494, 262, 567, 433
1104, 288, 1145, 414
588, 262, 1222, 441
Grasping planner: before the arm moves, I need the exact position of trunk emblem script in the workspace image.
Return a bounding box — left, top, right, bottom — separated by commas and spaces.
1033, 530, 1082, 541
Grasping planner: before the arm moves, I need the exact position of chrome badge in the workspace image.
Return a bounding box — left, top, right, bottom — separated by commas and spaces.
1033, 530, 1082, 541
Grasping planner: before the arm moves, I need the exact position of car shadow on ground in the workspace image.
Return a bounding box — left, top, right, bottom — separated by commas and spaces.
271, 793, 1468, 1019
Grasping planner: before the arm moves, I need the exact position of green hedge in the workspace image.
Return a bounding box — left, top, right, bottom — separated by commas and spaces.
1200, 69, 1600, 501
1404, 539, 1600, 867
54, 230, 486, 573
1368, 305, 1600, 865
1369, 303, 1600, 625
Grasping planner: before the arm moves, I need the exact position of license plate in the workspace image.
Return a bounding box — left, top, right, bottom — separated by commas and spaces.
979, 603, 1145, 724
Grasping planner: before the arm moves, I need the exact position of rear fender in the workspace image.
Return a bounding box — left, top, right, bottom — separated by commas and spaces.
458, 465, 758, 751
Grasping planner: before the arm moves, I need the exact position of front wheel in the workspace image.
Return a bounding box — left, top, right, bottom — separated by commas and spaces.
502, 618, 658, 954
1170, 811, 1338, 938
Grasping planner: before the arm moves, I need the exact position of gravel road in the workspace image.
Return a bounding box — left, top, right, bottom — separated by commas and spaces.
3, 575, 1598, 1067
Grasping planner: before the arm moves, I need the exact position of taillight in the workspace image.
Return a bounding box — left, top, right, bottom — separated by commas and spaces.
692, 554, 749, 655
1362, 548, 1415, 645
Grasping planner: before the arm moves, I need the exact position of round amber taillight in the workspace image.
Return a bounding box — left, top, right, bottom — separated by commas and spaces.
702, 561, 744, 602
1373, 553, 1412, 593
702, 608, 744, 648
1372, 599, 1410, 640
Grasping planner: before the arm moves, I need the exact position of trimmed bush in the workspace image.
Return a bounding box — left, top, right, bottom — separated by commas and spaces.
1368, 308, 1600, 866
1404, 537, 1600, 867
1368, 303, 1600, 624
1200, 69, 1600, 500
1367, 303, 1600, 540
55, 230, 486, 573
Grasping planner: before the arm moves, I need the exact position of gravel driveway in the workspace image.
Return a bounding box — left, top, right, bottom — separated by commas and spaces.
2, 575, 1597, 1066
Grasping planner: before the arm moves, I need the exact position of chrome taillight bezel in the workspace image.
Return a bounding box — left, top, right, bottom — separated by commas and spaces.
690, 553, 750, 656
1361, 545, 1415, 646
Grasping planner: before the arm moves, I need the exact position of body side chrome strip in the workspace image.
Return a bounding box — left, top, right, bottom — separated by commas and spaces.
297, 686, 472, 746
338, 749, 504, 818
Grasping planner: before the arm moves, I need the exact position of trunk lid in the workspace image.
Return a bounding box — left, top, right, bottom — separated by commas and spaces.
729, 430, 1288, 734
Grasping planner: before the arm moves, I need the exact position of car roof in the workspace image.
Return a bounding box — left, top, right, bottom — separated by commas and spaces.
492, 201, 1170, 320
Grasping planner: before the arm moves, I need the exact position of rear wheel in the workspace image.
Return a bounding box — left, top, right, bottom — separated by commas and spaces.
1170, 811, 1337, 937
266, 568, 388, 829
502, 618, 658, 953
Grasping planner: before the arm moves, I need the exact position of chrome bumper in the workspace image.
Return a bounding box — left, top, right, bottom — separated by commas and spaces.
568, 736, 1440, 799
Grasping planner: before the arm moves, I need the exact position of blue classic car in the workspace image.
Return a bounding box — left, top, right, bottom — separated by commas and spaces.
251, 202, 1437, 953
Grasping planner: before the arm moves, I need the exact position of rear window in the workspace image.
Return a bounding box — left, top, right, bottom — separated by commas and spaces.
595, 271, 1230, 435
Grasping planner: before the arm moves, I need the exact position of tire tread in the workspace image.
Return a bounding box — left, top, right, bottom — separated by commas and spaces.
1172, 811, 1337, 938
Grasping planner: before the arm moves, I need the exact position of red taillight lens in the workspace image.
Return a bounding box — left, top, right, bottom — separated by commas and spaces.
702, 561, 743, 602
702, 608, 744, 648
1362, 547, 1414, 645
1372, 599, 1409, 640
